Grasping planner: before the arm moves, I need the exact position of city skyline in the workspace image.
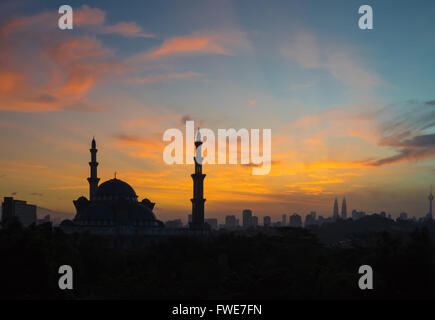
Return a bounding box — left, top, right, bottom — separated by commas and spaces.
0, 0, 434, 220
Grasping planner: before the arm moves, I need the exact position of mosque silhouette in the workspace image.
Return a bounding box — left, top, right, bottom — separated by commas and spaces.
60, 137, 209, 246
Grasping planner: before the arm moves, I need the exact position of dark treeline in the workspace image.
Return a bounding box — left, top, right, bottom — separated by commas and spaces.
0, 217, 434, 299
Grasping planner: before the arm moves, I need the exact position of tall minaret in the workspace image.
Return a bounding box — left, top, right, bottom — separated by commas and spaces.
428, 186, 433, 220
87, 137, 100, 200
333, 198, 339, 220
190, 129, 206, 230
341, 197, 347, 220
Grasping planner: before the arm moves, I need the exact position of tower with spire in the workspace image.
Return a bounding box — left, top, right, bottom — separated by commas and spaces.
428, 185, 433, 220
333, 197, 339, 220
341, 197, 347, 219
87, 137, 100, 200
190, 129, 206, 230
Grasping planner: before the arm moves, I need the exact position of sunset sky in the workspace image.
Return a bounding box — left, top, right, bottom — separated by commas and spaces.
0, 0, 434, 222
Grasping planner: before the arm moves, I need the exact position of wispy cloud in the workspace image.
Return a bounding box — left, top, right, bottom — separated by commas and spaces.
69, 5, 154, 38
132, 30, 251, 61
281, 31, 382, 90
147, 34, 228, 58
364, 101, 435, 166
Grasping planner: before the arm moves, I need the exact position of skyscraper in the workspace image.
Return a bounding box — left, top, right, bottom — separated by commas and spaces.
87, 137, 100, 200
263, 216, 271, 227
225, 215, 237, 229
282, 214, 287, 226
242, 209, 252, 228
305, 212, 317, 227
251, 216, 258, 227
289, 213, 302, 228
333, 198, 339, 220
190, 130, 206, 230
341, 197, 347, 220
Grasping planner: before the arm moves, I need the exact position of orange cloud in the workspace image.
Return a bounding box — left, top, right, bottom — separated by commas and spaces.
0, 6, 151, 112
0, 72, 23, 93
115, 134, 163, 160
306, 161, 368, 170
0, 161, 47, 169
101, 22, 154, 38
147, 34, 228, 59
0, 34, 121, 111
50, 185, 88, 190
130, 30, 250, 61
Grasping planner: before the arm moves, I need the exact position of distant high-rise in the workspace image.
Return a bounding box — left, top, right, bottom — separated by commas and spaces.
352, 210, 366, 220
282, 214, 287, 226
225, 215, 237, 229
341, 197, 347, 219
251, 216, 259, 227
1, 197, 37, 227
428, 186, 433, 220
242, 209, 252, 228
289, 213, 302, 228
205, 218, 218, 230
190, 130, 207, 230
333, 198, 339, 220
304, 212, 316, 227
398, 212, 408, 221
165, 219, 183, 228
263, 216, 271, 227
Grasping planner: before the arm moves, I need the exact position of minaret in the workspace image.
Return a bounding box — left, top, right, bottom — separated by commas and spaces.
190, 129, 206, 230
333, 198, 339, 220
428, 186, 433, 220
87, 137, 100, 200
341, 197, 347, 219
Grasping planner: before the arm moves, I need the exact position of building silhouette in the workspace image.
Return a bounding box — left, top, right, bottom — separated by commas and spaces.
61, 139, 163, 232
352, 210, 366, 220
37, 214, 51, 225
190, 130, 207, 230
165, 219, 183, 228
242, 209, 252, 228
398, 212, 408, 221
304, 212, 316, 227
282, 214, 287, 226
205, 218, 218, 230
289, 213, 302, 228
1, 197, 36, 227
251, 216, 258, 227
333, 198, 339, 220
341, 197, 347, 219
225, 215, 237, 229
59, 138, 212, 244
263, 216, 271, 227
87, 137, 100, 200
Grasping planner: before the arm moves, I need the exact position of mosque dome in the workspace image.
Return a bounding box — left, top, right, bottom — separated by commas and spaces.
94, 178, 138, 201
73, 177, 162, 226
